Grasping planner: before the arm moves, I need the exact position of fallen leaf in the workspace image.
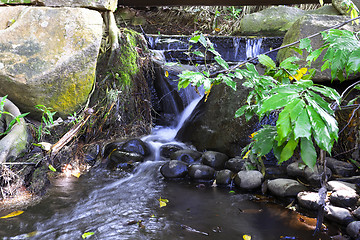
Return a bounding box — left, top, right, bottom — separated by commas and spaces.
82, 232, 95, 239
243, 234, 252, 240
158, 197, 169, 208
71, 172, 81, 178
48, 164, 57, 172
1, 210, 24, 219
165, 71, 169, 78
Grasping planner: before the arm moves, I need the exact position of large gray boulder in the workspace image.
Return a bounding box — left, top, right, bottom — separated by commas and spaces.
176, 82, 256, 157
0, 98, 28, 163
277, 15, 360, 82
235, 5, 341, 37
0, 0, 118, 11
0, 6, 103, 119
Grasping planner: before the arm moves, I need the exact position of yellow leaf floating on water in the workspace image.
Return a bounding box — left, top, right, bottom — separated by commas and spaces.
82, 232, 95, 239
243, 234, 252, 240
0, 210, 24, 219
165, 71, 169, 78
158, 197, 169, 208
71, 172, 81, 178
26, 231, 38, 237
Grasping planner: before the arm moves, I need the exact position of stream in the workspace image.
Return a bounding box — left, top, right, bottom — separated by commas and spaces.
0, 36, 340, 240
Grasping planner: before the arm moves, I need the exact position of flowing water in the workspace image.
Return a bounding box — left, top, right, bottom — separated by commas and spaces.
0, 37, 339, 240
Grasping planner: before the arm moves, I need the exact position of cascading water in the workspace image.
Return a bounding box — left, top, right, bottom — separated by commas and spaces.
246, 38, 263, 59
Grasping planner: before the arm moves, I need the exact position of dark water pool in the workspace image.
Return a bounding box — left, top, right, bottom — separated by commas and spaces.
0, 160, 338, 240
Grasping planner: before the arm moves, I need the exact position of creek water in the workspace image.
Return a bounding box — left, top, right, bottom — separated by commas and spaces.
0, 36, 339, 240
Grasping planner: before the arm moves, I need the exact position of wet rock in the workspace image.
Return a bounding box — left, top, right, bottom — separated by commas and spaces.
267, 178, 308, 198
121, 139, 150, 157
188, 164, 215, 180
103, 141, 124, 158
304, 166, 332, 187
201, 151, 229, 170
108, 150, 144, 169
346, 221, 360, 239
352, 207, 360, 219
325, 205, 356, 225
0, 0, 117, 11
330, 190, 359, 208
277, 15, 360, 82
159, 144, 184, 159
225, 157, 245, 173
216, 169, 233, 185
332, 0, 352, 15
326, 157, 356, 177
0, 98, 28, 163
234, 170, 264, 190
160, 160, 188, 178
265, 166, 287, 179
0, 7, 103, 118
327, 180, 357, 192
237, 6, 307, 36
171, 149, 202, 164
286, 162, 306, 178
297, 191, 322, 210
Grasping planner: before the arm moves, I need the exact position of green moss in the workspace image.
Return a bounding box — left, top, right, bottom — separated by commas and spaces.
113, 29, 144, 87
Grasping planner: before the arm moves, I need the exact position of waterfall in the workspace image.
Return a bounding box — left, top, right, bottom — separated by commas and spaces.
246, 38, 263, 59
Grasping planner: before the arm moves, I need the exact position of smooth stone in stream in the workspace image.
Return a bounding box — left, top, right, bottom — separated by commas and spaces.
304, 166, 332, 187
160, 160, 188, 178
188, 164, 215, 180
160, 144, 184, 158
330, 190, 359, 208
171, 149, 202, 164
297, 191, 322, 210
326, 157, 356, 177
225, 157, 245, 173
325, 205, 356, 225
216, 169, 233, 185
121, 139, 150, 157
267, 178, 308, 197
347, 221, 360, 239
201, 151, 229, 170
286, 162, 306, 178
234, 170, 263, 190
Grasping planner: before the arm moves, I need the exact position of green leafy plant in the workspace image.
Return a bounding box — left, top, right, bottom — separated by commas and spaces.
0, 95, 29, 137
35, 104, 57, 141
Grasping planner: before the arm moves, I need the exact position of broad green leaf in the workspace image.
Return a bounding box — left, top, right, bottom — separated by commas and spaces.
299, 38, 312, 52
260, 92, 299, 114
348, 49, 360, 74
289, 98, 305, 122
193, 51, 205, 58
1, 210, 24, 219
306, 96, 338, 141
189, 35, 200, 43
198, 34, 207, 48
279, 138, 299, 164
293, 108, 311, 140
258, 54, 276, 69
300, 137, 317, 169
309, 85, 341, 106
214, 56, 229, 70
306, 46, 326, 64
321, 60, 330, 72
279, 56, 300, 70
221, 75, 236, 90
82, 232, 95, 239
306, 105, 332, 153
252, 125, 277, 156
235, 105, 249, 118
289, 46, 303, 55
276, 110, 291, 145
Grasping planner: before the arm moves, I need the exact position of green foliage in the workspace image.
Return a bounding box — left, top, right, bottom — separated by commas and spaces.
35, 105, 57, 141
177, 28, 360, 169
0, 95, 29, 137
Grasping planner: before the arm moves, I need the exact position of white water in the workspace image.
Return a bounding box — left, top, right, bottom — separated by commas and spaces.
142, 94, 203, 160
246, 38, 263, 59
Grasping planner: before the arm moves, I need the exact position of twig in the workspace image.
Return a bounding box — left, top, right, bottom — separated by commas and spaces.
0, 162, 36, 165
210, 16, 360, 77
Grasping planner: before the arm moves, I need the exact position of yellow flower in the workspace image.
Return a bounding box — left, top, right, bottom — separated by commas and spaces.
289, 68, 307, 81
